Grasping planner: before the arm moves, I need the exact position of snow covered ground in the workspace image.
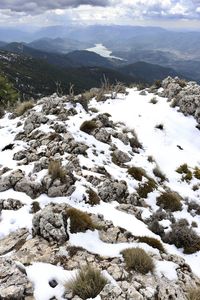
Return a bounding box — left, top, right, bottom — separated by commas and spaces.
0, 86, 200, 299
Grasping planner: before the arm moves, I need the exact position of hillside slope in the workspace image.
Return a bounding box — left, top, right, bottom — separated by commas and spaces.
0, 78, 200, 299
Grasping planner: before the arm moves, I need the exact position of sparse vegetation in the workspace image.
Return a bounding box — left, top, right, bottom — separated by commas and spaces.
48, 160, 66, 182
136, 179, 157, 198
163, 219, 200, 254
121, 248, 155, 274
137, 236, 165, 252
156, 191, 182, 212
187, 287, 200, 300
194, 167, 200, 180
80, 120, 98, 134
153, 167, 167, 182
128, 166, 147, 181
66, 265, 107, 300
154, 80, 162, 89
129, 130, 143, 151
67, 246, 85, 257
67, 208, 96, 233
0, 106, 5, 118
0, 74, 19, 108
149, 97, 158, 104
15, 101, 34, 116
87, 188, 101, 206
176, 163, 193, 181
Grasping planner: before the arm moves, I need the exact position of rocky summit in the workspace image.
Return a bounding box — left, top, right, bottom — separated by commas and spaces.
0, 77, 200, 300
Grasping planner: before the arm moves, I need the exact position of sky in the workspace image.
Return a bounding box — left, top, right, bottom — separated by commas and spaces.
0, 0, 200, 30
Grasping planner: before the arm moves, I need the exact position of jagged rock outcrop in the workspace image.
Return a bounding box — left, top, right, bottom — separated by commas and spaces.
32, 204, 70, 245
161, 76, 200, 126
0, 258, 33, 299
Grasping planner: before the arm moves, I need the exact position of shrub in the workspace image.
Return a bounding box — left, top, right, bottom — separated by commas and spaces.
129, 130, 143, 151
163, 219, 200, 254
156, 192, 182, 212
176, 163, 189, 174
48, 160, 66, 182
87, 188, 100, 206
128, 166, 147, 181
153, 167, 167, 182
0, 106, 5, 118
121, 248, 155, 274
15, 101, 34, 116
194, 167, 200, 180
136, 179, 157, 198
187, 287, 200, 300
148, 220, 165, 237
176, 164, 193, 181
137, 236, 165, 252
66, 265, 107, 300
154, 80, 162, 89
149, 97, 158, 104
80, 120, 98, 134
67, 208, 96, 233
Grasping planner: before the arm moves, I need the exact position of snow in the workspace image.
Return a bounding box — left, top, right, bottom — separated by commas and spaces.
1, 86, 200, 298
86, 43, 124, 60
26, 262, 76, 300
69, 230, 160, 257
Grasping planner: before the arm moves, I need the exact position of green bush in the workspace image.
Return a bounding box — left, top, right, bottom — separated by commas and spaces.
163, 219, 200, 254
66, 265, 107, 300
128, 166, 147, 181
194, 167, 200, 180
136, 179, 157, 198
121, 248, 155, 274
80, 120, 98, 134
156, 192, 182, 212
0, 74, 19, 108
48, 160, 66, 182
176, 164, 193, 181
67, 208, 96, 233
137, 236, 165, 252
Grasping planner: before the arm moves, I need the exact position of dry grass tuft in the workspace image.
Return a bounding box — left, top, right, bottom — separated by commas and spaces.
121, 248, 155, 274
87, 188, 101, 206
66, 265, 107, 300
128, 166, 147, 181
15, 101, 34, 116
137, 236, 165, 252
48, 160, 66, 182
67, 208, 96, 233
136, 179, 157, 198
187, 287, 200, 300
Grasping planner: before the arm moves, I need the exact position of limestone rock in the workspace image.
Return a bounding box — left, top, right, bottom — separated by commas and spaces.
32, 204, 69, 245
0, 258, 33, 299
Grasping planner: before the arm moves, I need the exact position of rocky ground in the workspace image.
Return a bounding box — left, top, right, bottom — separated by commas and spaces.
0, 77, 200, 300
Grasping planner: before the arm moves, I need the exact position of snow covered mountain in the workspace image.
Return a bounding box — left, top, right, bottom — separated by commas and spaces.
0, 77, 200, 300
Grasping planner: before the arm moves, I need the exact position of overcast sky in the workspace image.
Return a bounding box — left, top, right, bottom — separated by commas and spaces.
0, 0, 200, 29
